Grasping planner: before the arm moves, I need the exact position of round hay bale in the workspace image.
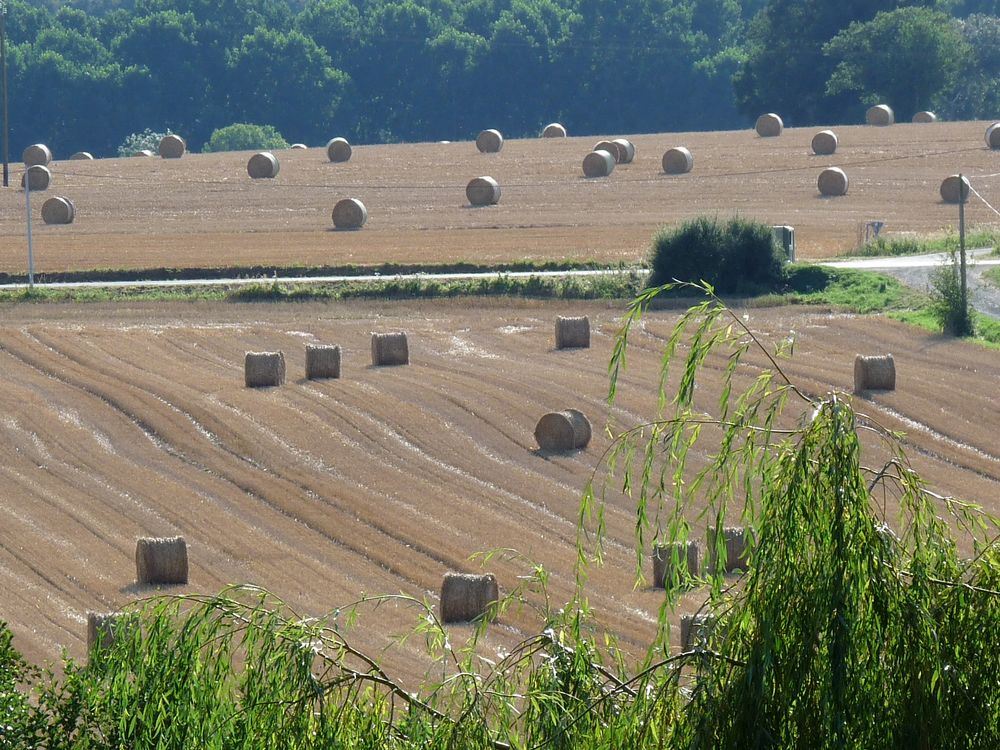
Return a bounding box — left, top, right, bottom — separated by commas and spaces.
290, 143, 308, 149
594, 140, 623, 163
247, 151, 280, 179
466, 176, 501, 206
22, 143, 52, 167
582, 150, 615, 178
817, 167, 848, 196
541, 122, 567, 138
940, 174, 971, 204
371, 332, 409, 366
158, 134, 186, 159
534, 408, 591, 452
476, 129, 503, 153
326, 137, 352, 162
134, 149, 155, 157
332, 198, 368, 229
554, 315, 590, 349
866, 104, 894, 126
305, 344, 341, 380
135, 536, 188, 585
986, 122, 1000, 149
708, 526, 751, 574
755, 112, 783, 137
86, 612, 130, 655
244, 351, 286, 387
612, 138, 636, 164
854, 353, 895, 392
69, 151, 94, 160
811, 129, 838, 156
41, 196, 75, 225
680, 613, 714, 650
440, 572, 499, 623
652, 541, 700, 588
21, 165, 51, 191
662, 146, 693, 175
912, 111, 937, 123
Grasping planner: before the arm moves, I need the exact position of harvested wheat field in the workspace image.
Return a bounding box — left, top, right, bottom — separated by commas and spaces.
1, 121, 998, 275
1, 297, 999, 681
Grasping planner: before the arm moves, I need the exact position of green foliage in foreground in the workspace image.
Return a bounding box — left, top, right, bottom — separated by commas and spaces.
3, 284, 1000, 748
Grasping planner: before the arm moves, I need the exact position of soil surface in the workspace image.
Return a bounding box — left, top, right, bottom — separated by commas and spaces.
2, 121, 999, 274
1, 298, 999, 682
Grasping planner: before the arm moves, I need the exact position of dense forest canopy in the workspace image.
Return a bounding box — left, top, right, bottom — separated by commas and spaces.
1, 0, 998, 156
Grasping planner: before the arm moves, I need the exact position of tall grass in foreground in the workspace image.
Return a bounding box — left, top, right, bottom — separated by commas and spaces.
3, 283, 1000, 748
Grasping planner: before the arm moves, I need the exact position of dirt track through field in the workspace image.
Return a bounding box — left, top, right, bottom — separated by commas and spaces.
1, 298, 999, 681
1, 121, 998, 275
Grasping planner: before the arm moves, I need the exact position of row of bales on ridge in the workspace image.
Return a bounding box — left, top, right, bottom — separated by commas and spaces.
16, 112, 1000, 228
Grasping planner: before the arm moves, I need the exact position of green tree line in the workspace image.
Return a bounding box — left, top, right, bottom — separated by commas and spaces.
2, 0, 998, 157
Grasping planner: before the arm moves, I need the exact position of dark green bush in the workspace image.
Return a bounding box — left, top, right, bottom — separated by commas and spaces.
647, 216, 787, 294
202, 123, 289, 153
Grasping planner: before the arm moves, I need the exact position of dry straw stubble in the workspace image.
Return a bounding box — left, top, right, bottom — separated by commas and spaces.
466, 176, 501, 206
332, 198, 368, 229
583, 150, 615, 177
818, 167, 848, 196
371, 332, 409, 366
811, 130, 838, 156
554, 315, 590, 349
326, 137, 352, 162
755, 113, 783, 137
534, 408, 591, 452
476, 129, 503, 153
135, 536, 189, 585
244, 351, 286, 387
854, 353, 896, 392
662, 146, 693, 174
305, 344, 341, 380
41, 196, 75, 225
247, 152, 280, 179
440, 572, 499, 623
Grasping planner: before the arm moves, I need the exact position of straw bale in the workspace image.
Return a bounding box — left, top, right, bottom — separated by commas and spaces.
811, 129, 838, 156
662, 147, 693, 174
41, 196, 75, 225
22, 143, 52, 167
476, 129, 503, 153
554, 315, 590, 349
244, 351, 286, 387
707, 526, 750, 574
134, 149, 155, 157
290, 143, 308, 149
305, 344, 341, 380
680, 613, 713, 650
332, 198, 368, 229
817, 167, 848, 196
135, 536, 189, 585
87, 612, 132, 655
534, 408, 591, 452
440, 572, 499, 623
853, 354, 895, 393
939, 174, 971, 204
594, 140, 623, 163
158, 134, 186, 159
986, 122, 1000, 149
652, 541, 700, 588
755, 112, 783, 137
69, 151, 94, 160
541, 122, 567, 138
466, 176, 501, 206
866, 104, 894, 126
247, 152, 280, 179
612, 138, 635, 164
326, 137, 352, 162
912, 111, 937, 123
371, 332, 409, 366
21, 165, 51, 191
583, 150, 615, 177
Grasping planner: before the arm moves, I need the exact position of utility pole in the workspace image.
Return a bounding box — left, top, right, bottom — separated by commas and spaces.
1, 0, 9, 188
959, 173, 968, 331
